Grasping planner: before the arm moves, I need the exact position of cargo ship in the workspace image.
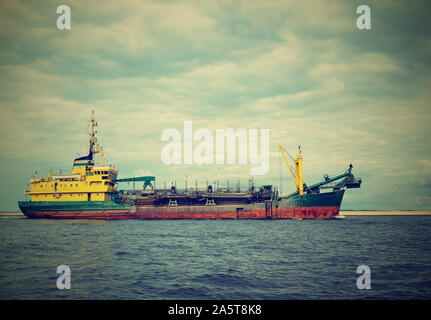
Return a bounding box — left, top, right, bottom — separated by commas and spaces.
18, 112, 361, 219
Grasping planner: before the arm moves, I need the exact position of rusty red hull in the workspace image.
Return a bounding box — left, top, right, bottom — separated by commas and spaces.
19, 206, 340, 219
132, 205, 340, 219
19, 204, 341, 220
18, 190, 344, 219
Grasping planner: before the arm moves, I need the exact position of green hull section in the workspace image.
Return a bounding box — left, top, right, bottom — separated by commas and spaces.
19, 200, 130, 213
279, 190, 345, 207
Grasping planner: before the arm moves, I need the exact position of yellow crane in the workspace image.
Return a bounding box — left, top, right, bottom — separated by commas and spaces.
279, 145, 304, 195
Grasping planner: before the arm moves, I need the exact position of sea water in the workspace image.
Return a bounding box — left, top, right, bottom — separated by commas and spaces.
0, 215, 430, 299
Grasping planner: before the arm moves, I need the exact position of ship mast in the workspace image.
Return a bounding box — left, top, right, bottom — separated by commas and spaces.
89, 110, 103, 166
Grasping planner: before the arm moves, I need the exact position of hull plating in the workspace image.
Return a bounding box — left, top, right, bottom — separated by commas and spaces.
18, 190, 344, 220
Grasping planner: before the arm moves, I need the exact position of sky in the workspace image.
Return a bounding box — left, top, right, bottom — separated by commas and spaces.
0, 0, 430, 210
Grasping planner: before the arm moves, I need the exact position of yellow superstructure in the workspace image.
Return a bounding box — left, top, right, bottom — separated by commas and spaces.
25, 111, 118, 202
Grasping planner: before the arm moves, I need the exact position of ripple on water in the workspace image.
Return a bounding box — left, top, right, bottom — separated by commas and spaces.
0, 216, 431, 299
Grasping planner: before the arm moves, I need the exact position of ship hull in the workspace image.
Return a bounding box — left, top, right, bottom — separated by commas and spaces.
18, 190, 344, 220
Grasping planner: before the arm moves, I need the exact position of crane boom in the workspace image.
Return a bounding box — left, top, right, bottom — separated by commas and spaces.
285, 164, 361, 198
279, 146, 296, 182
114, 176, 155, 183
